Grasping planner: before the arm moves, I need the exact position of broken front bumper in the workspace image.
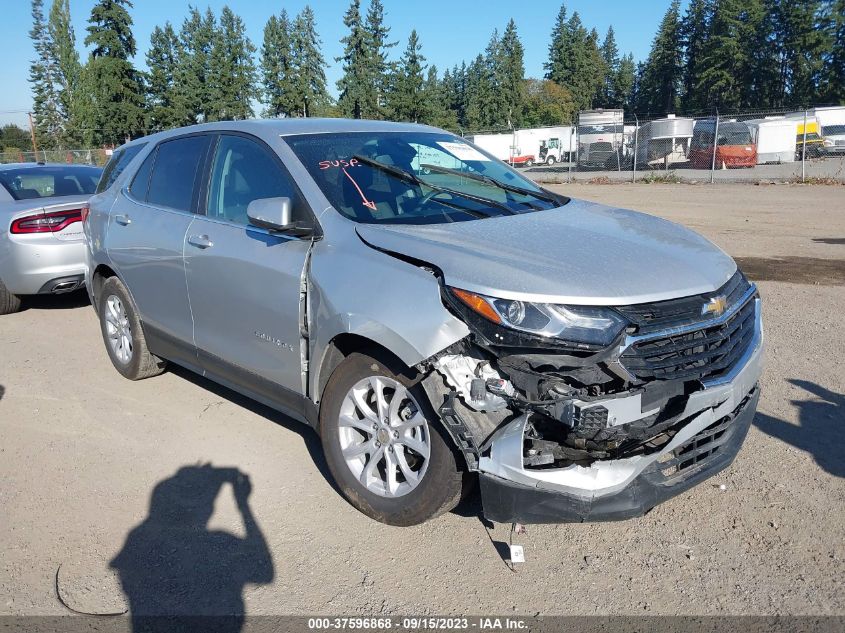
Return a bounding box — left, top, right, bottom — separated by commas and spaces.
478, 299, 764, 524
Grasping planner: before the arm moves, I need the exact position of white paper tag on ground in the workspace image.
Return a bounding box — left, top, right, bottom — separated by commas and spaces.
509, 544, 525, 563
437, 141, 490, 162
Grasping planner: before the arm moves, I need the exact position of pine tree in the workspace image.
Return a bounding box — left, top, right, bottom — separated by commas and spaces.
680, 0, 714, 112
421, 66, 457, 130
820, 0, 845, 103
464, 54, 495, 130
261, 10, 296, 117
29, 0, 63, 149
207, 7, 257, 121
175, 8, 216, 123
48, 0, 81, 145
499, 19, 526, 127
597, 26, 619, 107
545, 3, 569, 84
388, 30, 427, 122
336, 0, 373, 118
635, 0, 683, 114
615, 52, 637, 110
772, 0, 827, 107
364, 0, 395, 118
146, 22, 184, 129
291, 7, 330, 117
82, 0, 145, 145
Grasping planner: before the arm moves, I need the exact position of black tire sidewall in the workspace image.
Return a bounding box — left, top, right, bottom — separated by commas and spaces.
98, 278, 148, 380
319, 352, 463, 526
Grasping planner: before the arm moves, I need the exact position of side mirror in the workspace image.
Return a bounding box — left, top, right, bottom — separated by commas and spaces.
246, 197, 312, 236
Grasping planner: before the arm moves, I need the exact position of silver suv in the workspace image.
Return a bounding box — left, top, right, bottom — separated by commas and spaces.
84, 120, 763, 526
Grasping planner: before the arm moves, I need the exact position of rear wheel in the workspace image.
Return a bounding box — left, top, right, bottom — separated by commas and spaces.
97, 276, 166, 380
545, 155, 557, 166
523, 158, 534, 168
320, 352, 465, 526
0, 278, 22, 315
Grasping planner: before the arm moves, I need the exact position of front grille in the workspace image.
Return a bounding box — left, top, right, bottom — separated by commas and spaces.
616, 270, 750, 334
657, 387, 756, 481
621, 296, 756, 382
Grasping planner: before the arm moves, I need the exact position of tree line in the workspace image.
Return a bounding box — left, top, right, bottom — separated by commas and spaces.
25, 0, 844, 151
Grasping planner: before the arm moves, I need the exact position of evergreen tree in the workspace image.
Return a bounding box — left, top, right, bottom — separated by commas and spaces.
820, 0, 845, 103
82, 0, 145, 145
615, 52, 637, 110
464, 54, 495, 130
175, 8, 216, 123
772, 0, 827, 107
483, 29, 507, 127
48, 0, 81, 145
421, 66, 457, 130
336, 0, 373, 118
364, 0, 395, 118
29, 0, 62, 148
499, 19, 526, 127
261, 10, 296, 117
635, 0, 683, 114
545, 3, 569, 84
146, 22, 185, 129
680, 0, 714, 112
290, 6, 330, 117
388, 30, 427, 122
207, 6, 257, 121
597, 26, 619, 106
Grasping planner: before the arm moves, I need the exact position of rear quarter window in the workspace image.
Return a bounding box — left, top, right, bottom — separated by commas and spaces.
146, 135, 211, 213
96, 144, 146, 193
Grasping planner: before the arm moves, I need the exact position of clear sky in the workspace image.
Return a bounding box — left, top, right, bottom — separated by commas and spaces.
0, 0, 685, 129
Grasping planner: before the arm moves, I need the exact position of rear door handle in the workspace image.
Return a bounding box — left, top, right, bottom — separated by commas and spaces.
114, 214, 131, 226
187, 234, 213, 249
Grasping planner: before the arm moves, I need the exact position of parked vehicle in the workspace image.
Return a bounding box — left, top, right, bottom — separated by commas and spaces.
85, 119, 763, 526
633, 115, 694, 169
469, 127, 576, 168
786, 107, 845, 155
0, 162, 103, 314
794, 119, 825, 158
577, 109, 625, 168
820, 124, 845, 155
745, 118, 796, 164
689, 120, 757, 168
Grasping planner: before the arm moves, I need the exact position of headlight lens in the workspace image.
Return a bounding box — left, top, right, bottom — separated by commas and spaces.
450, 287, 627, 347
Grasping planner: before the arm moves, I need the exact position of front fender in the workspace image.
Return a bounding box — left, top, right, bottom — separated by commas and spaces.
307, 236, 469, 402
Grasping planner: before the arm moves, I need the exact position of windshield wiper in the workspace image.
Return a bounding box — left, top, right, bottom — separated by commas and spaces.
352, 154, 517, 215
420, 163, 566, 206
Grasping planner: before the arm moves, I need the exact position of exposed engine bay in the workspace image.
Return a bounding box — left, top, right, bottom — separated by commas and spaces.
419, 270, 760, 473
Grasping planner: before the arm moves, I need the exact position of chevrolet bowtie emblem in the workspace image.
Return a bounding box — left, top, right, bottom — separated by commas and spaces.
702, 295, 728, 317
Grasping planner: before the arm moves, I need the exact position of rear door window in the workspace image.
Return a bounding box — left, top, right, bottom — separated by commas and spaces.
128, 149, 157, 201
146, 135, 211, 213
96, 144, 145, 193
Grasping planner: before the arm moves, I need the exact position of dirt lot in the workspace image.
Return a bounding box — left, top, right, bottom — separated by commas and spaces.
1, 183, 844, 617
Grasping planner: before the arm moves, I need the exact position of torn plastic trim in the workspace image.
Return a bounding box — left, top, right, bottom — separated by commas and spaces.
477, 321, 763, 498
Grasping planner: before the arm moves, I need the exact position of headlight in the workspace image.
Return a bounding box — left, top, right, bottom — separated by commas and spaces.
823, 138, 834, 147
449, 287, 627, 348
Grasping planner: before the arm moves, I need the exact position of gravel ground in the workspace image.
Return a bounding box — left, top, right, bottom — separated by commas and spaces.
1, 183, 843, 617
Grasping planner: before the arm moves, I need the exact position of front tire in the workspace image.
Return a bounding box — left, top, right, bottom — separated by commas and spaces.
0, 278, 22, 315
545, 155, 556, 166
97, 276, 166, 380
320, 352, 465, 526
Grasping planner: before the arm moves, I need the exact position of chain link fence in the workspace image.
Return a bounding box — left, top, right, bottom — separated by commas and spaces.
465, 107, 845, 185
0, 148, 110, 166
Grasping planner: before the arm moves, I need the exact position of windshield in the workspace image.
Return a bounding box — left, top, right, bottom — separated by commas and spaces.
0, 165, 102, 201
822, 125, 845, 136
285, 131, 565, 225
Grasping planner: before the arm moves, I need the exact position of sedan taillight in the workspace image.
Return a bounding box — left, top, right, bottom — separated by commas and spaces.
10, 209, 84, 234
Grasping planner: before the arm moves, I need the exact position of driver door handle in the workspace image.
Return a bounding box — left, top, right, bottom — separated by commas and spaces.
187, 234, 213, 249
114, 214, 131, 226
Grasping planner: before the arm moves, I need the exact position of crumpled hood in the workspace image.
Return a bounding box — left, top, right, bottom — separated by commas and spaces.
355, 198, 737, 305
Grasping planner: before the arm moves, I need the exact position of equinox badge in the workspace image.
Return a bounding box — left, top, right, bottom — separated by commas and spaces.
702, 295, 728, 317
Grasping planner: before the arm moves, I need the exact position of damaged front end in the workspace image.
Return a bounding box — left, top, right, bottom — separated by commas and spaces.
420, 270, 764, 524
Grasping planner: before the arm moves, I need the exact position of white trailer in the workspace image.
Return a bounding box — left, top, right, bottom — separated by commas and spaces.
468, 126, 576, 167
634, 115, 695, 168
745, 117, 796, 164
577, 109, 625, 167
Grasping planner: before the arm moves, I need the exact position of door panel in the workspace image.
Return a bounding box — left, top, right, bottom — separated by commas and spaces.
185, 134, 311, 398
105, 135, 211, 366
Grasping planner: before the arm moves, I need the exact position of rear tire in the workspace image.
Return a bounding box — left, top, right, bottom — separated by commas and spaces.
545, 156, 556, 166
97, 276, 166, 380
320, 352, 465, 526
524, 158, 534, 167
0, 278, 22, 315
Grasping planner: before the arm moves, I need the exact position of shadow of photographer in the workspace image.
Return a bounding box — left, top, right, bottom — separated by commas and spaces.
111, 464, 274, 632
